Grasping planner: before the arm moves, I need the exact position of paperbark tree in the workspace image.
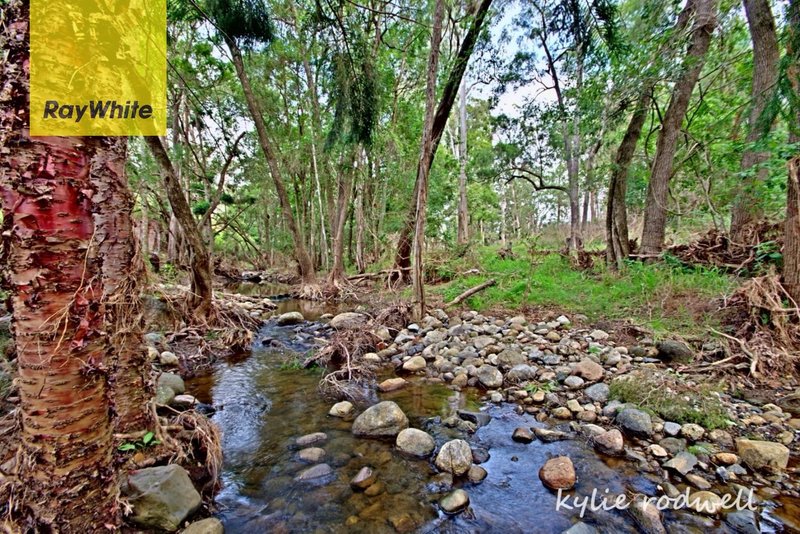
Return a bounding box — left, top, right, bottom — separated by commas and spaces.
457, 78, 470, 246
640, 0, 718, 254
729, 0, 780, 241
784, 0, 800, 303
0, 1, 118, 528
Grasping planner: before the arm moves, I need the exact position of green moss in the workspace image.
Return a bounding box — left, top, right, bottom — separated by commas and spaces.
609, 372, 731, 430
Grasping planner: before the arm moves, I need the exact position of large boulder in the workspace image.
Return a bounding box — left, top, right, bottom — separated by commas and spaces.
352, 401, 409, 438
736, 439, 790, 472
276, 311, 304, 326
616, 408, 653, 438
330, 312, 368, 330
476, 365, 503, 389
539, 456, 576, 490
124, 464, 201, 531
396, 428, 436, 457
435, 439, 473, 476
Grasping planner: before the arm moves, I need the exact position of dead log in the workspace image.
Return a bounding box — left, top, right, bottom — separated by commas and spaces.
445, 279, 497, 308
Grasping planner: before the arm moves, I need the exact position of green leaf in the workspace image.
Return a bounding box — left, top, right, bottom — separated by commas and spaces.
118, 443, 136, 452
142, 431, 155, 445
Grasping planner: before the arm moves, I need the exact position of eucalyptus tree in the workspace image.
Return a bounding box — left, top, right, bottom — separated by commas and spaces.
783, 0, 800, 303
206, 0, 317, 284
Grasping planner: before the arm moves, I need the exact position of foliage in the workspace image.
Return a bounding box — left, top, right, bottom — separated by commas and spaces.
117, 431, 160, 452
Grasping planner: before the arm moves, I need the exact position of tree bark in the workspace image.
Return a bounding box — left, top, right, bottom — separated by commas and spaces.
640, 0, 717, 254
729, 0, 780, 241
457, 78, 470, 246
607, 87, 651, 269
0, 2, 118, 528
784, 0, 800, 303
411, 0, 446, 318
393, 0, 494, 280
146, 136, 214, 320
226, 37, 316, 283
92, 138, 154, 433
328, 153, 355, 285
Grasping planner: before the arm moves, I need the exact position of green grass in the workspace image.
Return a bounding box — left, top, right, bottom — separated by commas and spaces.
432, 245, 735, 335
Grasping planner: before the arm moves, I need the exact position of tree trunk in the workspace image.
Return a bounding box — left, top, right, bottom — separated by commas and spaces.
393, 0, 494, 280
411, 0, 445, 319
146, 136, 214, 320
640, 0, 717, 254
783, 0, 800, 303
457, 78, 470, 246
0, 2, 117, 527
607, 87, 651, 269
355, 167, 367, 273
226, 38, 315, 283
328, 154, 355, 285
92, 138, 154, 433
729, 0, 780, 241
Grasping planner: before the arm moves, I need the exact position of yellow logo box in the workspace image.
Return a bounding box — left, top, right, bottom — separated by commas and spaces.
30, 0, 166, 136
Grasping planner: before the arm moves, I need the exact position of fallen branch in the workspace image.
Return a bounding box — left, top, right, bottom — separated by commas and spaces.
445, 279, 496, 308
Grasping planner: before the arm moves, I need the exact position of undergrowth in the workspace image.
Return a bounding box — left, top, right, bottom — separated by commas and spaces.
433, 245, 735, 335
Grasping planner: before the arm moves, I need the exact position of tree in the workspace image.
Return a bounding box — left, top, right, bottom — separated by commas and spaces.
457, 75, 470, 246
207, 0, 316, 284
393, 0, 494, 282
640, 0, 718, 255
0, 1, 118, 527
729, 0, 780, 241
784, 0, 800, 303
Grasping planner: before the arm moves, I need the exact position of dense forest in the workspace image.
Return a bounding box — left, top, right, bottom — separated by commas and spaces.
0, 0, 799, 531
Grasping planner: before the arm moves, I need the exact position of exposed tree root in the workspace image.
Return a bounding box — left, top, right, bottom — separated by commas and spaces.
667, 223, 782, 274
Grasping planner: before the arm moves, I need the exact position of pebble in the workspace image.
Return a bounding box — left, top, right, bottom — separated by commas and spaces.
329, 401, 353, 417
439, 489, 470, 514
512, 427, 534, 443
350, 466, 377, 490
539, 456, 576, 490
297, 447, 326, 463
296, 432, 327, 447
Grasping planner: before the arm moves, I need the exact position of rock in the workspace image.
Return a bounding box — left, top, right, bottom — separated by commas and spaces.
685, 473, 712, 490
124, 464, 201, 531
564, 376, 585, 389
473, 336, 494, 350
592, 429, 624, 456
512, 427, 534, 443
329, 401, 353, 417
296, 432, 327, 447
435, 439, 473, 476
628, 497, 666, 534
539, 456, 576, 490
563, 522, 598, 534
439, 489, 470, 514
329, 312, 368, 330
352, 401, 408, 438
144, 332, 166, 347
496, 348, 526, 369
572, 359, 604, 381
688, 491, 723, 515
505, 364, 538, 383
172, 395, 197, 409
468, 465, 487, 483
663, 422, 681, 436
566, 399, 583, 413
378, 378, 407, 392
655, 340, 693, 363
680, 423, 705, 442
476, 365, 503, 388
158, 373, 186, 395
297, 447, 326, 463
725, 510, 759, 534
589, 329, 609, 341
552, 407, 572, 419
713, 452, 738, 465
648, 445, 668, 458
616, 408, 653, 438
663, 451, 698, 476
350, 466, 377, 490
584, 383, 609, 403
155, 385, 176, 406
395, 428, 435, 457
159, 351, 179, 366
181, 518, 224, 534
276, 311, 304, 326
148, 346, 160, 360
735, 438, 790, 471
457, 410, 492, 428
402, 356, 427, 372
295, 463, 333, 481
535, 428, 570, 442
658, 437, 687, 455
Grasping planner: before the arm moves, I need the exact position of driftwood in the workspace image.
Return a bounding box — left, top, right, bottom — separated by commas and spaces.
445, 279, 496, 308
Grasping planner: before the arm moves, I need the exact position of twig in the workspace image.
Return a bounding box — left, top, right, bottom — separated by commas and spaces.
445, 279, 496, 308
